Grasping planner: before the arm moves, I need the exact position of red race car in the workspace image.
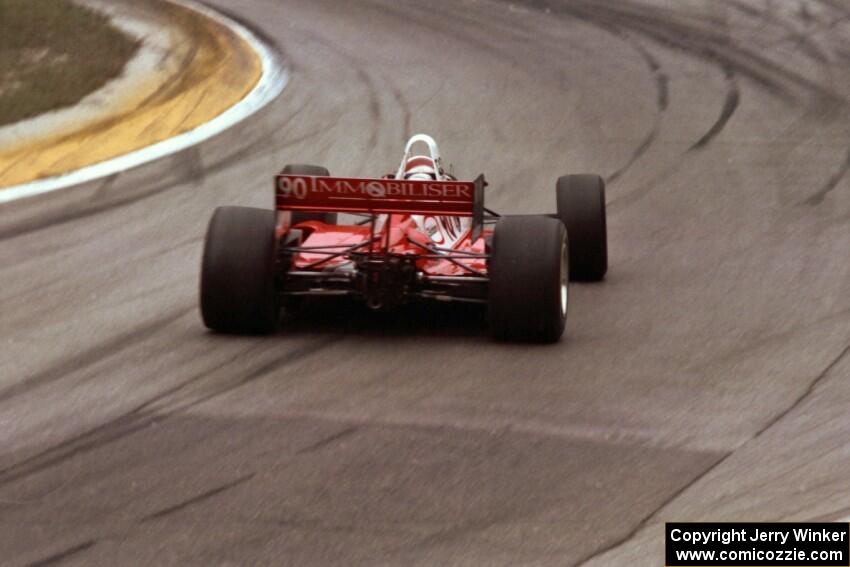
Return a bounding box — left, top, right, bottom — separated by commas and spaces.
200, 134, 606, 341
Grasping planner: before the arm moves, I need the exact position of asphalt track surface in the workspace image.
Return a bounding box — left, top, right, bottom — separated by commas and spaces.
2, 0, 850, 565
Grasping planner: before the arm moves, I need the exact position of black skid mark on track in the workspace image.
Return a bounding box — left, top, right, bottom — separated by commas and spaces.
141, 472, 256, 522
25, 540, 96, 567
176, 336, 342, 414
729, 0, 831, 65
197, 99, 314, 177
201, 98, 331, 179
728, 0, 763, 20
797, 0, 850, 204
803, 146, 850, 205
688, 65, 741, 152
361, 0, 537, 70
357, 67, 382, 153
408, 508, 520, 553
606, 32, 669, 184
88, 173, 119, 202
296, 426, 360, 455
812, 0, 850, 32
295, 31, 383, 160
800, 1, 815, 25
386, 79, 413, 146
550, 0, 829, 105
726, 0, 850, 205
561, 1, 848, 207
521, 0, 741, 186
0, 307, 194, 404
555, 1, 746, 140
123, 340, 270, 417
179, 145, 206, 187
0, 409, 163, 491
0, 337, 340, 489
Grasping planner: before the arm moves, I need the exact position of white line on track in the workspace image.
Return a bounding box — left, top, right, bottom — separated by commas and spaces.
0, 0, 288, 206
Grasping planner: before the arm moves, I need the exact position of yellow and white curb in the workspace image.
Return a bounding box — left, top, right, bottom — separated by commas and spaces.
0, 0, 286, 205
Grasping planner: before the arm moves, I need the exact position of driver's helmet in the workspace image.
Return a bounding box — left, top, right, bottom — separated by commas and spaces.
403, 155, 437, 180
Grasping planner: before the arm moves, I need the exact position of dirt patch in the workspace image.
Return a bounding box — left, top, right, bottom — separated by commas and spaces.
0, 0, 138, 127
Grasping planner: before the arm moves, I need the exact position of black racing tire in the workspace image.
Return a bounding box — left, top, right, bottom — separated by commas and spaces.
488, 216, 569, 342
556, 174, 607, 281
200, 206, 279, 334
282, 164, 338, 225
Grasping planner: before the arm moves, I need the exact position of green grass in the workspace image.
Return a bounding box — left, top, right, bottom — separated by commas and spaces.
0, 0, 139, 127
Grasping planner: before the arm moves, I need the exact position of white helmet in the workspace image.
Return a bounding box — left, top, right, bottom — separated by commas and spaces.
403, 155, 437, 180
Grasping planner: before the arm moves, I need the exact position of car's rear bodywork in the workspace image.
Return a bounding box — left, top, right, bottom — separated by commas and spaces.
275, 172, 490, 309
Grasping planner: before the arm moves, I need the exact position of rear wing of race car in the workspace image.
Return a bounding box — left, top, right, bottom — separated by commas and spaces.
276, 174, 487, 239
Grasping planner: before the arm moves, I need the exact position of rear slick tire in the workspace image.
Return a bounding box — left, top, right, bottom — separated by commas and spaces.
488, 216, 568, 342
200, 206, 279, 334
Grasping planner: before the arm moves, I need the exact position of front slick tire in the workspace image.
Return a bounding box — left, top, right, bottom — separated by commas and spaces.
556, 174, 607, 281
200, 206, 279, 334
488, 216, 568, 342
